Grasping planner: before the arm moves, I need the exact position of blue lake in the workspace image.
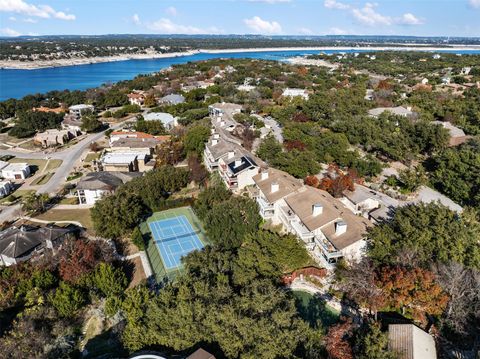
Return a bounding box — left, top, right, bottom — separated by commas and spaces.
1, 49, 479, 101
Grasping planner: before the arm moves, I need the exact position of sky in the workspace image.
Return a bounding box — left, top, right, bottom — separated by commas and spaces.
0, 0, 480, 38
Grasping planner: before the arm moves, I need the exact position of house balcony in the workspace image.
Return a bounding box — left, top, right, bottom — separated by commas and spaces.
291, 220, 315, 242
256, 196, 274, 218
314, 235, 343, 263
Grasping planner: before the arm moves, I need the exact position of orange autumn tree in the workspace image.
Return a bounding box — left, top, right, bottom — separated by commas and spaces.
318, 165, 358, 198
375, 265, 449, 324
325, 318, 354, 359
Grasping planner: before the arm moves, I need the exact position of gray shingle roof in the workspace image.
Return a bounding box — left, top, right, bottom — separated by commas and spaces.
76, 171, 142, 191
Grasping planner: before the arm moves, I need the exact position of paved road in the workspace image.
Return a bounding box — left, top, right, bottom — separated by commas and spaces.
0, 120, 128, 195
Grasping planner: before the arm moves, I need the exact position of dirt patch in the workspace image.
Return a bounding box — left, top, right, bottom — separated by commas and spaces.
127, 256, 146, 288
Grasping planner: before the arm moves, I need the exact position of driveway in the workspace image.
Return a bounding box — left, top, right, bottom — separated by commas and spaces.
0, 120, 129, 195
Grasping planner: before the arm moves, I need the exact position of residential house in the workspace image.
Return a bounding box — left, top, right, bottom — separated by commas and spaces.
368, 106, 415, 118
282, 88, 310, 100
76, 171, 141, 205
203, 135, 234, 171
0, 180, 13, 198
68, 104, 94, 119
208, 103, 243, 118
432, 121, 470, 146
252, 168, 303, 222
0, 224, 77, 266
158, 94, 185, 105
33, 129, 76, 148
342, 185, 381, 216
61, 115, 83, 135
109, 136, 165, 156
144, 112, 178, 130
99, 152, 144, 172
109, 130, 160, 144
279, 186, 371, 267
1, 163, 30, 180
217, 150, 259, 191
388, 324, 436, 359
186, 348, 216, 359
128, 92, 145, 106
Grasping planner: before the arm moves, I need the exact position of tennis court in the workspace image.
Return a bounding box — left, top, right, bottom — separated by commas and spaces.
141, 206, 209, 283
148, 215, 204, 270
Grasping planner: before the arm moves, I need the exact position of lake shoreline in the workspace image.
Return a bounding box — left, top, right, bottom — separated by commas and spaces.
2, 45, 480, 70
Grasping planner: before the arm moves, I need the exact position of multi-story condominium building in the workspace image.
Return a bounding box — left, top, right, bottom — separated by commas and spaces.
218, 151, 259, 191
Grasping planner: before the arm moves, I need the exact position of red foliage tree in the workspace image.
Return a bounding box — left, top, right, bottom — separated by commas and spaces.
305, 175, 320, 188
58, 240, 104, 283
292, 112, 310, 122
284, 140, 306, 152
375, 265, 449, 324
188, 154, 208, 184
325, 318, 354, 359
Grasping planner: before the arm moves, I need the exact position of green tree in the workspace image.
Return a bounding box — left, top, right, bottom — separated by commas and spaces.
90, 263, 128, 298
131, 227, 145, 250
21, 193, 51, 215
204, 197, 261, 249
356, 322, 397, 359
368, 203, 480, 269
183, 124, 210, 156
80, 113, 103, 133
49, 282, 85, 318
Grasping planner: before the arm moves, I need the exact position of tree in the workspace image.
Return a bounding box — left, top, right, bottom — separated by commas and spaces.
187, 154, 208, 185
90, 263, 128, 298
49, 282, 85, 318
367, 203, 480, 269
398, 165, 426, 193
203, 196, 261, 249
183, 124, 210, 156
91, 192, 146, 238
234, 230, 311, 286
58, 239, 106, 283
375, 265, 449, 323
325, 319, 354, 359
193, 184, 231, 220
134, 119, 167, 135
144, 93, 157, 107
21, 193, 51, 215
356, 322, 397, 359
256, 134, 283, 164
131, 227, 145, 251
80, 113, 103, 133
9, 110, 64, 138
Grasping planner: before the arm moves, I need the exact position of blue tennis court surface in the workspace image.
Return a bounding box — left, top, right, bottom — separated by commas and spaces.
148, 215, 204, 270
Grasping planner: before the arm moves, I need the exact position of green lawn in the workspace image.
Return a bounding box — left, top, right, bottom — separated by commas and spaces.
36, 208, 93, 231
8, 158, 62, 173
0, 189, 35, 205
30, 172, 54, 186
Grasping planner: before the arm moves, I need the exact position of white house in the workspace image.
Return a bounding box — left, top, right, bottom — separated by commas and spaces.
0, 181, 13, 198
388, 324, 436, 359
282, 88, 310, 100
203, 135, 234, 171
1, 163, 30, 180
76, 171, 141, 205
128, 92, 146, 106
252, 168, 303, 222
368, 106, 414, 118
208, 103, 243, 118
217, 151, 259, 191
68, 104, 94, 119
277, 186, 371, 268
143, 112, 178, 130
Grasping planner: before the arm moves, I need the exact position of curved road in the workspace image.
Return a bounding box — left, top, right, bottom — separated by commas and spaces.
0, 121, 127, 194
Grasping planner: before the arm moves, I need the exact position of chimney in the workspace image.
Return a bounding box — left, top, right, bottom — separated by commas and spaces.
312, 203, 323, 216
228, 151, 235, 159
235, 159, 243, 168
220, 120, 225, 126
213, 133, 220, 139
407, 106, 412, 112
211, 128, 215, 134
261, 171, 269, 180
335, 221, 347, 235
212, 139, 218, 146
271, 182, 279, 193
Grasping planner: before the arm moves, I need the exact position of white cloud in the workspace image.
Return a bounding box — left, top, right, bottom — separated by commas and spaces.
324, 0, 349, 10
328, 27, 348, 35
147, 18, 221, 34
324, 1, 423, 27
0, 0, 75, 20
165, 6, 177, 16
298, 27, 313, 35
469, 0, 480, 8
352, 3, 392, 26
248, 0, 292, 3
1, 27, 21, 36
8, 15, 15, 20
397, 13, 423, 25
244, 16, 282, 34
132, 13, 141, 25
23, 17, 36, 22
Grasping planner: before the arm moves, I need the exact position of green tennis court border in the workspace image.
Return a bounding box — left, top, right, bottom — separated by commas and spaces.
140, 206, 210, 284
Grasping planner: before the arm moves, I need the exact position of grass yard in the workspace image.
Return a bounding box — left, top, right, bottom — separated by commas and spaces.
30, 172, 54, 186
8, 158, 62, 173
84, 152, 101, 162
0, 189, 35, 205
36, 208, 93, 232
